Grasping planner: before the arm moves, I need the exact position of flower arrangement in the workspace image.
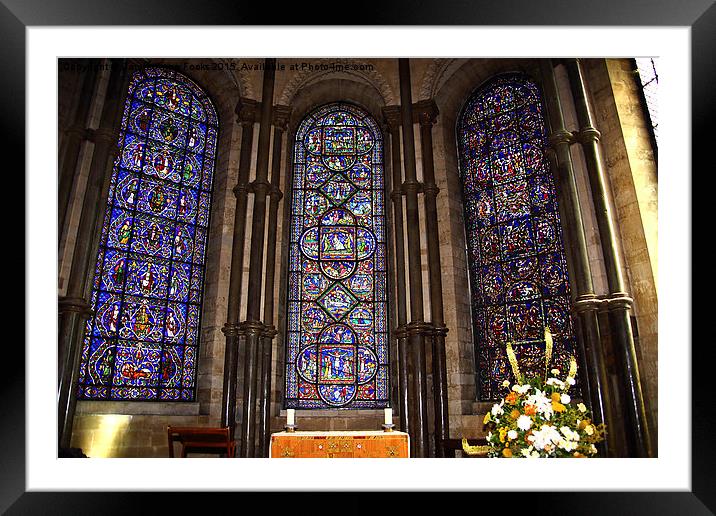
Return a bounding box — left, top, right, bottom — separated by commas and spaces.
469, 328, 606, 458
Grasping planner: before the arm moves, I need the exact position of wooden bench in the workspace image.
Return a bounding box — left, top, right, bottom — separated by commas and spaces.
167, 426, 235, 458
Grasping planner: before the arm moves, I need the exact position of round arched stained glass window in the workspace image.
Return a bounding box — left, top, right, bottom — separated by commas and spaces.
77, 67, 217, 401
285, 103, 389, 409
457, 73, 580, 401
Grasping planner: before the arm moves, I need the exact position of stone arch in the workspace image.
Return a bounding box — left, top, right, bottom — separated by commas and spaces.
278, 58, 396, 107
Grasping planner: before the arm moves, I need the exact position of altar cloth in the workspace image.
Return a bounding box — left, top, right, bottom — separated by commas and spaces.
269, 430, 410, 458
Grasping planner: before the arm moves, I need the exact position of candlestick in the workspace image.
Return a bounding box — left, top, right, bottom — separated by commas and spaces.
285, 408, 297, 432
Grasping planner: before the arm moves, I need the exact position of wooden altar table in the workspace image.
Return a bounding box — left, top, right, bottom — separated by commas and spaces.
269, 430, 410, 458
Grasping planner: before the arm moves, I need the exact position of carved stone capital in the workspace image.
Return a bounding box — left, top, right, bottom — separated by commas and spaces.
236, 97, 259, 125
414, 99, 439, 127
272, 105, 292, 131
382, 105, 402, 134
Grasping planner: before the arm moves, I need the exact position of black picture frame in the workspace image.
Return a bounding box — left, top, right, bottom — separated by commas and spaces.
5, 0, 708, 512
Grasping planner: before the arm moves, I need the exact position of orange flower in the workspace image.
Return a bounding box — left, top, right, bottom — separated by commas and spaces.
578, 419, 590, 430
510, 409, 521, 420
506, 392, 518, 405
573, 452, 586, 458
524, 404, 537, 416
502, 448, 513, 458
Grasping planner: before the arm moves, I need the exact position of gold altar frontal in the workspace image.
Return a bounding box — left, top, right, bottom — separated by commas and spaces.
269, 431, 410, 458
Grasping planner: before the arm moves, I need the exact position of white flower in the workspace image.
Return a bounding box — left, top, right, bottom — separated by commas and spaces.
502, 380, 511, 388
530, 424, 562, 452
486, 431, 493, 442
512, 384, 531, 395
517, 415, 532, 431
546, 377, 565, 389
525, 390, 553, 420
530, 451, 541, 458
577, 403, 587, 413
590, 444, 598, 454
507, 430, 518, 440
585, 424, 594, 436
521, 448, 531, 457
560, 426, 580, 442
491, 403, 504, 416
550, 368, 560, 375
560, 393, 571, 404
566, 377, 576, 386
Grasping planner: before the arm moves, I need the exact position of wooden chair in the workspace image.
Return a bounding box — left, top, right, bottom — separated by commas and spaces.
167, 426, 235, 458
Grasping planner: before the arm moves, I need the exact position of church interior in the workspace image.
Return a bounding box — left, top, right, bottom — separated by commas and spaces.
57, 56, 659, 459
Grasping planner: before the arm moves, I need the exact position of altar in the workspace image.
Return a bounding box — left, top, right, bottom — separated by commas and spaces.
269, 430, 410, 458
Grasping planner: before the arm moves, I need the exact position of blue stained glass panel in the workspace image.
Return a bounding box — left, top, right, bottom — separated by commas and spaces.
78, 67, 217, 401
285, 103, 390, 409
457, 73, 580, 400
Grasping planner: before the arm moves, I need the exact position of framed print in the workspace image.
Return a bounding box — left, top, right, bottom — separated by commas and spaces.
6, 0, 710, 512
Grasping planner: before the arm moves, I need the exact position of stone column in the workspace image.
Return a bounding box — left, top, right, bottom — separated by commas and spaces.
257, 105, 290, 457
239, 58, 276, 458
220, 98, 257, 438
398, 58, 430, 457
58, 59, 100, 246
416, 99, 450, 458
57, 59, 128, 449
539, 59, 615, 456
382, 106, 410, 435
565, 58, 653, 458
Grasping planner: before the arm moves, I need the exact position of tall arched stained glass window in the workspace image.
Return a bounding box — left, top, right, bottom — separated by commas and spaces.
457, 73, 579, 401
77, 67, 218, 401
285, 103, 390, 409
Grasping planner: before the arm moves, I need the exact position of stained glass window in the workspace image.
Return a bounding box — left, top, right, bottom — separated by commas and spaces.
635, 58, 658, 146
285, 103, 389, 409
457, 73, 579, 401
77, 67, 218, 401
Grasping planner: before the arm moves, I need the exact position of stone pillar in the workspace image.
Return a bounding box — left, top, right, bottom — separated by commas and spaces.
539, 58, 615, 456
398, 58, 430, 457
416, 99, 450, 458
58, 59, 100, 246
382, 106, 410, 435
239, 58, 276, 458
57, 59, 128, 449
220, 98, 257, 438
565, 58, 653, 458
257, 105, 290, 457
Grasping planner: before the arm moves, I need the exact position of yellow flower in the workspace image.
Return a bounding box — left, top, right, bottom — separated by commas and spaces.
551, 392, 561, 402
483, 412, 491, 424
510, 409, 521, 420
502, 448, 513, 458
552, 401, 566, 412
